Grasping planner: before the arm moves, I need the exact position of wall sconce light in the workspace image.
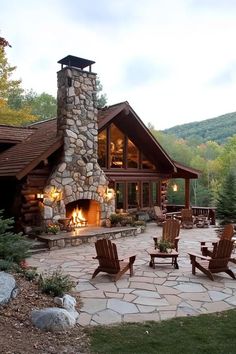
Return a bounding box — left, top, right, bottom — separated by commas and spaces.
36, 193, 44, 202
104, 188, 115, 201
49, 187, 62, 202
172, 183, 178, 192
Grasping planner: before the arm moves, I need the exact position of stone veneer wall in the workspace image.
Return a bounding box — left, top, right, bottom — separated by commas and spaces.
43, 65, 115, 224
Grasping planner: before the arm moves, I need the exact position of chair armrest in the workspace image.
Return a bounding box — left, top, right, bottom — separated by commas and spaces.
200, 239, 217, 245
188, 252, 211, 260
119, 254, 136, 262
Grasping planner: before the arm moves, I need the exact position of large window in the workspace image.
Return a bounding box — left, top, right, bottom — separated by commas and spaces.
142, 153, 155, 170
110, 124, 124, 168
127, 138, 138, 168
116, 182, 125, 210
98, 125, 157, 171
142, 182, 150, 207
115, 181, 160, 210
128, 182, 139, 209
98, 130, 107, 167
152, 182, 159, 205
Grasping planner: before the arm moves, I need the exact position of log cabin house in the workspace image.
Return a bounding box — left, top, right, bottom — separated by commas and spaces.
0, 55, 200, 231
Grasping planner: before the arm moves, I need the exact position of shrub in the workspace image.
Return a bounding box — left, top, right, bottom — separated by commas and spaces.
132, 220, 146, 227
23, 267, 38, 281
38, 268, 75, 297
109, 213, 122, 226
0, 210, 32, 264
46, 223, 60, 234
120, 215, 134, 226
0, 259, 15, 271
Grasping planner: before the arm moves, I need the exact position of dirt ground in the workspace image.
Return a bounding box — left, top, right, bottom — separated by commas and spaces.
0, 274, 91, 354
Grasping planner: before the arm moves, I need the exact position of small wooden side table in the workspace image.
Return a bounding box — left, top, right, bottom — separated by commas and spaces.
147, 248, 179, 269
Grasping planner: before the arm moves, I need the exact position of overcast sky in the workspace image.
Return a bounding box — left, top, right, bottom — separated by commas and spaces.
1, 0, 236, 129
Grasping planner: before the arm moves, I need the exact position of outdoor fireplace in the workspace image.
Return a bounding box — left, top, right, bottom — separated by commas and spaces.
66, 199, 100, 227
42, 55, 115, 226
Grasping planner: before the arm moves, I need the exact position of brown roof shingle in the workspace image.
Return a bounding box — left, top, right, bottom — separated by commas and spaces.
0, 119, 62, 179
0, 125, 35, 143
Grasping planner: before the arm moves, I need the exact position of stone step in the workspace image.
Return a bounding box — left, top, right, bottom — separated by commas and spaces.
30, 247, 49, 255
38, 226, 142, 250
27, 239, 49, 254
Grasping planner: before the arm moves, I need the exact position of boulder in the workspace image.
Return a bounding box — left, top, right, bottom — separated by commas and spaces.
31, 308, 76, 332
0, 272, 18, 305
54, 294, 79, 320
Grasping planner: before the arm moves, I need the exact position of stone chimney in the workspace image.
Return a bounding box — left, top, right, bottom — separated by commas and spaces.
43, 55, 114, 225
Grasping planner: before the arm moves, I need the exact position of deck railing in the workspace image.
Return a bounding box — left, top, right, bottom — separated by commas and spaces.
166, 204, 216, 225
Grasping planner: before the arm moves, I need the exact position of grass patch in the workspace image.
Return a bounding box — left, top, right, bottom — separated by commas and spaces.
88, 309, 236, 354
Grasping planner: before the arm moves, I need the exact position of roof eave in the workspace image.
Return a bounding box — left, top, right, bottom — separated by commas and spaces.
16, 137, 63, 180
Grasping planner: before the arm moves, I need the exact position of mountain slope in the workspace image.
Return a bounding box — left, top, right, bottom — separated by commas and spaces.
163, 111, 236, 144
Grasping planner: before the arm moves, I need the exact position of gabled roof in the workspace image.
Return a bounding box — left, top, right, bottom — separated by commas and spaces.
172, 161, 201, 179
0, 102, 200, 180
98, 101, 176, 173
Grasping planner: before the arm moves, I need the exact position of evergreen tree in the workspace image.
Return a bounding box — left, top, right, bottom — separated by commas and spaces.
216, 171, 236, 225
0, 36, 37, 125
0, 210, 32, 264
96, 77, 107, 108
0, 36, 22, 100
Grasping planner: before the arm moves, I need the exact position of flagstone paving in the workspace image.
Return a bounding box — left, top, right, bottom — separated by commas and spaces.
28, 223, 236, 326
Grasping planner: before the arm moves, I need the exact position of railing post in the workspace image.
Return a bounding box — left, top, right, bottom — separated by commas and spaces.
185, 179, 190, 209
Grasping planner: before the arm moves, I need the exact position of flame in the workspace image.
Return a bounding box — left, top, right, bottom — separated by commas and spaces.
71, 207, 87, 227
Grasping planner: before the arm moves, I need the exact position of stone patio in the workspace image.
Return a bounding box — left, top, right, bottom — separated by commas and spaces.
28, 223, 236, 326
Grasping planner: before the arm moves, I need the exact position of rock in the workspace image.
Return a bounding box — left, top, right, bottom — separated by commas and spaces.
62, 294, 79, 320
54, 294, 79, 320
31, 308, 76, 332
0, 272, 18, 305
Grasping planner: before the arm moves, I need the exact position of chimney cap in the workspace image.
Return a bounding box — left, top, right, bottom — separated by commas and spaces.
58, 55, 95, 71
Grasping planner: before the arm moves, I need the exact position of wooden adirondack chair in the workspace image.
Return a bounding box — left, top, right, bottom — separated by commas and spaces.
189, 239, 235, 281
201, 224, 234, 257
154, 206, 166, 225
181, 208, 194, 229
153, 218, 180, 251
92, 239, 136, 282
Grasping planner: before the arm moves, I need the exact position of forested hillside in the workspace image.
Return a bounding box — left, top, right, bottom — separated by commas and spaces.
163, 111, 236, 144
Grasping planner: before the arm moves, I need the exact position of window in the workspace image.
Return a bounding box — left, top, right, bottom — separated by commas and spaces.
142, 153, 155, 170
110, 124, 124, 168
152, 182, 159, 205
98, 130, 107, 167
116, 182, 125, 210
128, 182, 139, 209
127, 139, 138, 168
142, 182, 150, 207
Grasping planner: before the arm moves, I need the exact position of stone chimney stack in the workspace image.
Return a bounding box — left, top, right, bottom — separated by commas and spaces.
43, 55, 114, 224
57, 55, 98, 164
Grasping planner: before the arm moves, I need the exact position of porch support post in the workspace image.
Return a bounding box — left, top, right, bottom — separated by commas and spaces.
185, 178, 190, 209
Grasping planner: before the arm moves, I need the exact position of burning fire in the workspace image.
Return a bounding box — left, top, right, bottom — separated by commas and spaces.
70, 206, 87, 227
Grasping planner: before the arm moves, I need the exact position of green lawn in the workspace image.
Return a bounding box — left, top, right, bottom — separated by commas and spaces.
87, 309, 236, 354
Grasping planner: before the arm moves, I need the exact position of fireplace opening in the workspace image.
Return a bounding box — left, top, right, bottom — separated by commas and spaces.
66, 199, 100, 227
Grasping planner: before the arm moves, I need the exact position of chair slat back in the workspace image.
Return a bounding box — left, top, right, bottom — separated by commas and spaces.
162, 219, 180, 243
209, 239, 234, 269
221, 224, 234, 240
95, 239, 120, 270
154, 206, 164, 218
181, 208, 193, 222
